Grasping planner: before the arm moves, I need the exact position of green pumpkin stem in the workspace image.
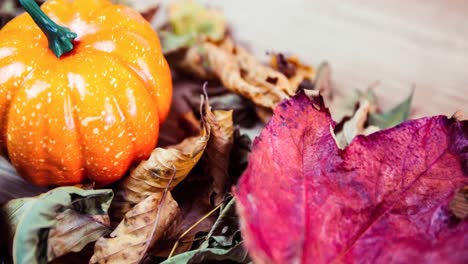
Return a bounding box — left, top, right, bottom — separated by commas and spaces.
19, 0, 77, 58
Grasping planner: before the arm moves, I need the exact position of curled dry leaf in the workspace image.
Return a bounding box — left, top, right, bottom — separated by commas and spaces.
48, 210, 110, 261
203, 109, 234, 205
158, 76, 257, 147
2, 187, 113, 264
224, 41, 292, 96
91, 191, 179, 264
177, 40, 289, 109
333, 88, 413, 148
161, 2, 307, 110
151, 108, 235, 257
329, 84, 378, 124
150, 98, 240, 257
110, 103, 211, 221
335, 100, 379, 149
270, 53, 316, 94
236, 92, 468, 264
311, 62, 333, 100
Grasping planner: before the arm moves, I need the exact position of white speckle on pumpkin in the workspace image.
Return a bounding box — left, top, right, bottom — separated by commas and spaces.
81, 116, 100, 127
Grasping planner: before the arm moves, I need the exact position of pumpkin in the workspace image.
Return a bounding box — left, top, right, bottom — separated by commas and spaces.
0, 0, 172, 186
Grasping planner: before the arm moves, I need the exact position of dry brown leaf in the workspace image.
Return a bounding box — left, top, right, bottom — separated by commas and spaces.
206, 41, 290, 109
224, 41, 292, 96
335, 100, 380, 149
110, 93, 214, 223
90, 191, 179, 264
110, 133, 208, 222
255, 106, 273, 124
312, 62, 333, 99
271, 53, 316, 94
47, 210, 110, 261
151, 174, 218, 257
151, 105, 235, 258
174, 40, 289, 109
203, 109, 234, 205
110, 118, 210, 222
450, 186, 468, 219
329, 82, 379, 123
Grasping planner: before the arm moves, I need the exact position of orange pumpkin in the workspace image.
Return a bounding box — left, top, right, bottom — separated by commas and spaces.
0, 0, 172, 186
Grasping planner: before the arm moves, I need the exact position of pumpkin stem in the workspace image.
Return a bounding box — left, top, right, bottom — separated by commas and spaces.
19, 0, 77, 58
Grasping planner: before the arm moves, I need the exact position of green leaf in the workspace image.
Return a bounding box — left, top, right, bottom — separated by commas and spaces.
200, 197, 239, 249
162, 243, 250, 264
3, 187, 113, 264
368, 91, 413, 129
160, 31, 196, 54
168, 0, 226, 41
161, 197, 251, 264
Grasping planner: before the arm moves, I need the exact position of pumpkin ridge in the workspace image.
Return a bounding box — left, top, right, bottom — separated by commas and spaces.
0, 56, 41, 149
93, 51, 160, 162
65, 81, 87, 183
2, 64, 37, 153
89, 48, 161, 119
108, 92, 136, 176
6, 79, 47, 185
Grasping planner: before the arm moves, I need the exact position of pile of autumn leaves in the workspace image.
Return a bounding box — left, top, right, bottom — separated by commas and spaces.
1, 1, 467, 264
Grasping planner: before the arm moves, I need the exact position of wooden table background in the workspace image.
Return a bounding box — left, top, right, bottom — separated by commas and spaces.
162, 0, 468, 118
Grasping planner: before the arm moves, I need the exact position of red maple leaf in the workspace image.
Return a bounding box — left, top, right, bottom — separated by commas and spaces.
235, 92, 468, 264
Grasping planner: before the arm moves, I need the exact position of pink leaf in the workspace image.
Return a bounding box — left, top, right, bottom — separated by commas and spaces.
235, 92, 468, 264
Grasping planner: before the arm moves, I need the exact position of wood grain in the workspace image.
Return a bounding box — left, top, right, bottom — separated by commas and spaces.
190, 0, 468, 117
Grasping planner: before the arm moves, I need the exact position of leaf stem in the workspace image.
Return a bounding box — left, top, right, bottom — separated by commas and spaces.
19, 0, 77, 58
167, 202, 223, 259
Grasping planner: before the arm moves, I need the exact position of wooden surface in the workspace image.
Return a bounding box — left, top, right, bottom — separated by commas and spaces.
175, 0, 468, 118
